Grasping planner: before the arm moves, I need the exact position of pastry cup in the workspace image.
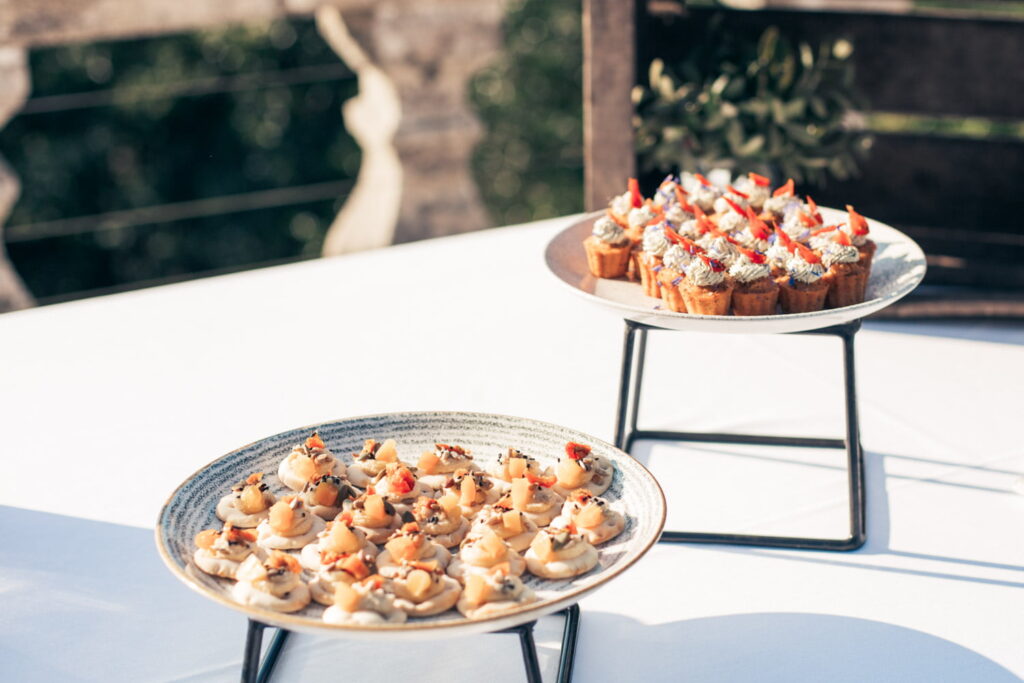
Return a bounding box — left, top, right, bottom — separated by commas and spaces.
637, 253, 663, 298
732, 276, 779, 316
656, 267, 687, 313
681, 280, 734, 316
824, 261, 868, 308
583, 236, 632, 278
778, 278, 829, 313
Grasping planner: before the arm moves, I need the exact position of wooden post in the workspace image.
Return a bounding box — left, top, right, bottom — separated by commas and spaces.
583, 0, 636, 211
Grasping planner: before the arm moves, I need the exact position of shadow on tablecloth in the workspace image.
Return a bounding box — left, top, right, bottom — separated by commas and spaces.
575, 611, 1020, 682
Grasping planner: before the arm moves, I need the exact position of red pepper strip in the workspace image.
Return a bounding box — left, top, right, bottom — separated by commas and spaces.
606, 208, 628, 228
674, 186, 689, 205
663, 224, 684, 245
745, 207, 772, 240
775, 226, 795, 251
810, 224, 838, 237
805, 195, 822, 223
795, 243, 821, 264
726, 185, 749, 199
696, 215, 716, 234
565, 442, 592, 460
749, 172, 771, 187
835, 229, 853, 246
772, 178, 795, 198
628, 178, 643, 208
737, 246, 767, 264
526, 472, 557, 488
723, 196, 746, 216
846, 204, 870, 235
798, 211, 818, 228
694, 173, 712, 187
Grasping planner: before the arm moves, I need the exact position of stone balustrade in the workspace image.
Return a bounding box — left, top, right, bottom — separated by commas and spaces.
0, 0, 506, 312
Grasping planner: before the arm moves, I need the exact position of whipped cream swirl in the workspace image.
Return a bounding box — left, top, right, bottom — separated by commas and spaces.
592, 216, 628, 245
687, 257, 726, 287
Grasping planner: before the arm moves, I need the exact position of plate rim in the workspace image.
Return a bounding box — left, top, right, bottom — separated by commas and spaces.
154, 410, 667, 638
543, 208, 927, 332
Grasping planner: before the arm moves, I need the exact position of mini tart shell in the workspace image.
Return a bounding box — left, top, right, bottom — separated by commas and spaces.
232, 580, 311, 613
731, 275, 779, 316
584, 235, 632, 279
656, 267, 687, 313
777, 276, 829, 313
822, 260, 868, 308
638, 253, 664, 298
681, 279, 734, 316
525, 543, 599, 579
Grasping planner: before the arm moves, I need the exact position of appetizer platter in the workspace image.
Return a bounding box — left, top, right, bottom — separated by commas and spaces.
156, 412, 666, 640
545, 172, 926, 334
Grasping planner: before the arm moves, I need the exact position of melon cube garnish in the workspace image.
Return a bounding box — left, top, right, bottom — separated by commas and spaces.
268, 500, 294, 533
479, 529, 507, 564
406, 569, 433, 601
438, 493, 462, 519
386, 535, 418, 562
364, 494, 387, 523
333, 582, 362, 613
508, 457, 528, 479
557, 458, 588, 488
239, 485, 267, 514
341, 554, 370, 581
313, 481, 339, 508
502, 510, 524, 534
418, 450, 441, 474
194, 529, 218, 550
510, 478, 532, 510
325, 522, 362, 554
411, 560, 440, 572
531, 532, 557, 563
464, 573, 490, 607
459, 476, 477, 507
575, 503, 604, 529
293, 455, 317, 481
376, 438, 398, 462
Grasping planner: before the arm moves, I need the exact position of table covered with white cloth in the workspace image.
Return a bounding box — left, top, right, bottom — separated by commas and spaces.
2, 214, 1022, 682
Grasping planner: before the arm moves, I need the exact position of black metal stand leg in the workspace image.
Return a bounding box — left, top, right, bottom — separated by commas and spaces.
240, 620, 289, 683
616, 318, 867, 551
239, 605, 582, 683
517, 622, 543, 683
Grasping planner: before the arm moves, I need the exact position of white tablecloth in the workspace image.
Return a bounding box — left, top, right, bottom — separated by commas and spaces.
2, 214, 1022, 682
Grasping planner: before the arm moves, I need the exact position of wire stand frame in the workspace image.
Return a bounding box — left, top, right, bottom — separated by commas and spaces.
240, 604, 581, 683
615, 318, 866, 551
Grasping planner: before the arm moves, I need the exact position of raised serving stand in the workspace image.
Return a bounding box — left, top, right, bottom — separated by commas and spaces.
614, 318, 865, 550
544, 209, 927, 551
156, 412, 666, 683
240, 605, 581, 683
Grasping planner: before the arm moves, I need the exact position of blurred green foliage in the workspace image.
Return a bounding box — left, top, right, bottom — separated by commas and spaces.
2, 19, 359, 301
634, 15, 872, 186
469, 0, 584, 226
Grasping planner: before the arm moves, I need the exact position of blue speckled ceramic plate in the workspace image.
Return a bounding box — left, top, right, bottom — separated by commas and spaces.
155, 412, 666, 640
545, 207, 926, 334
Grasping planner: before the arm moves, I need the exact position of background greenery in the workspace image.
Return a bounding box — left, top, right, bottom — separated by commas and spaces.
3, 20, 360, 302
